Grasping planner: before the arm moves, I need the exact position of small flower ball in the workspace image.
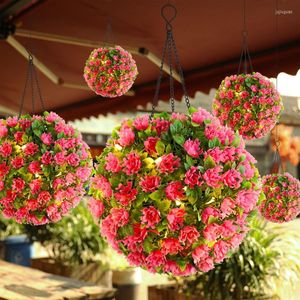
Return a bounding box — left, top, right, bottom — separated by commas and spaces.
0, 112, 92, 225
84, 46, 138, 97
89, 107, 262, 276
212, 72, 283, 140
259, 172, 300, 223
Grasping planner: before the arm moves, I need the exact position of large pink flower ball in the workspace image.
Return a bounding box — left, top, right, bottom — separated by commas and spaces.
0, 112, 92, 225
89, 107, 262, 276
84, 46, 138, 98
259, 172, 300, 223
212, 72, 283, 140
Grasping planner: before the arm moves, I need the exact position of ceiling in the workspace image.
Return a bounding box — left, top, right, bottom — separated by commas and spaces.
0, 0, 299, 120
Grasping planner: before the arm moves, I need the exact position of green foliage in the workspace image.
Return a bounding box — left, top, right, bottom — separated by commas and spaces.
24, 201, 107, 266
179, 217, 300, 300
0, 214, 23, 240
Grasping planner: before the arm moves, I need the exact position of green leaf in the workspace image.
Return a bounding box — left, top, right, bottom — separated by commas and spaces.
186, 155, 195, 167
143, 237, 154, 254
208, 137, 221, 148
165, 144, 172, 154
238, 165, 245, 174
204, 155, 216, 169
155, 140, 165, 155
155, 200, 171, 212
188, 106, 198, 114
149, 190, 164, 201
232, 134, 240, 147
173, 135, 185, 146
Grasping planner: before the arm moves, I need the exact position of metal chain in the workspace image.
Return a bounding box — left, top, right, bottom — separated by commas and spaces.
167, 30, 175, 112
170, 32, 190, 109
150, 31, 169, 118
18, 52, 45, 117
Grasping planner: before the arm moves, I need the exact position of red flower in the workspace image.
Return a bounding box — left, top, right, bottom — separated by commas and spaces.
144, 137, 160, 156
179, 226, 200, 245
158, 153, 180, 174
37, 191, 51, 204
91, 175, 112, 198
161, 237, 183, 255
24, 142, 38, 156
11, 156, 24, 169
123, 152, 141, 175
139, 175, 161, 192
110, 207, 129, 227
165, 181, 185, 201
115, 182, 138, 205
14, 131, 24, 143
41, 152, 53, 165
0, 163, 9, 178
0, 142, 12, 157
152, 118, 170, 135
12, 178, 25, 192
167, 208, 186, 231
28, 161, 41, 174
141, 206, 161, 228
184, 166, 201, 187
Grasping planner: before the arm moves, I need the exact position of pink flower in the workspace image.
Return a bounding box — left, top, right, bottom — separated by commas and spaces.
118, 125, 135, 147
220, 220, 237, 238
0, 124, 8, 138
14, 131, 24, 143
46, 205, 62, 222
179, 226, 200, 245
158, 153, 180, 174
29, 179, 42, 194
236, 190, 259, 213
0, 142, 12, 157
203, 166, 223, 188
171, 113, 187, 121
37, 191, 51, 204
105, 153, 122, 173
146, 250, 166, 267
111, 207, 129, 227
161, 238, 183, 255
11, 156, 24, 169
167, 208, 186, 231
12, 178, 25, 192
220, 197, 235, 217
41, 152, 53, 165
76, 167, 91, 181
0, 163, 9, 178
144, 137, 159, 156
41, 133, 53, 145
198, 256, 214, 272
213, 240, 229, 263
101, 216, 117, 242
127, 252, 146, 267
184, 139, 202, 158
45, 111, 60, 123
88, 197, 105, 219
201, 207, 220, 224
133, 115, 149, 130
152, 118, 170, 135
91, 175, 112, 198
222, 169, 243, 189
191, 108, 212, 124
165, 181, 185, 200
141, 206, 160, 228
28, 161, 41, 174
24, 142, 38, 156
139, 175, 161, 192
115, 181, 137, 205
184, 166, 201, 187
6, 116, 18, 127
203, 223, 221, 242
192, 244, 211, 264
230, 233, 245, 248
123, 152, 141, 175
54, 152, 65, 165
67, 153, 80, 167
0, 181, 4, 191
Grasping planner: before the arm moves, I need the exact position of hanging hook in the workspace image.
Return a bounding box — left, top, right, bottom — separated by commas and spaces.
161, 3, 177, 30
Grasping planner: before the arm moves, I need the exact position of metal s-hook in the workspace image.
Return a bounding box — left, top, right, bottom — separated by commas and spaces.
161, 3, 177, 30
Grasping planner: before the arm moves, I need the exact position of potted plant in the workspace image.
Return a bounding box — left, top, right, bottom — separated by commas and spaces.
149, 217, 300, 300
0, 214, 32, 266
25, 200, 112, 287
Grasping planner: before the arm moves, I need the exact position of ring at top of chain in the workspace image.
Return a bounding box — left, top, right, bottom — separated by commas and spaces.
161, 3, 177, 30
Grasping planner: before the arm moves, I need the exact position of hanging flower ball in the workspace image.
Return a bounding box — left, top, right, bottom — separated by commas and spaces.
212, 72, 283, 140
0, 112, 92, 225
259, 172, 300, 223
83, 46, 138, 98
89, 107, 262, 276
